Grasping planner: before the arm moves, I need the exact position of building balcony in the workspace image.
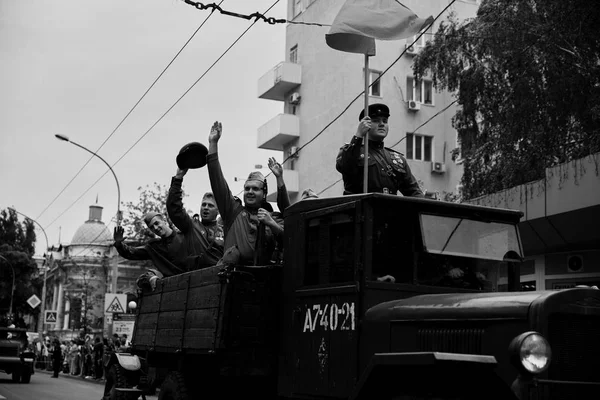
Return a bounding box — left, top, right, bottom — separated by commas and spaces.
257, 113, 299, 151
257, 62, 302, 101
266, 169, 299, 203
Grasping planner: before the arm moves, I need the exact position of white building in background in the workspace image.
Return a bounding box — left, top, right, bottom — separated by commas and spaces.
257, 0, 482, 202
44, 202, 144, 338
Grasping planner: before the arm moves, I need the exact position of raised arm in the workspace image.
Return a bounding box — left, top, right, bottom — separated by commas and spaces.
113, 226, 151, 261
167, 168, 193, 233
206, 121, 236, 224
268, 157, 290, 213
336, 117, 371, 174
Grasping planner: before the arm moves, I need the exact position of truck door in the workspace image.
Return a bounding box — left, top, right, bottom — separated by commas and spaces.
290, 203, 362, 398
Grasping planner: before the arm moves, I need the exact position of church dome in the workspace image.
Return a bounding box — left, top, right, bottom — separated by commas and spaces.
71, 221, 112, 245
70, 203, 112, 246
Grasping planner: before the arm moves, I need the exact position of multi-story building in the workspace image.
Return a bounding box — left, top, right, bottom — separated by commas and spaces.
44, 202, 144, 339
257, 0, 482, 203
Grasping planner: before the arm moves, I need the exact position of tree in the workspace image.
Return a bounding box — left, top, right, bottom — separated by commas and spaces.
121, 182, 192, 242
0, 209, 43, 324
413, 0, 600, 200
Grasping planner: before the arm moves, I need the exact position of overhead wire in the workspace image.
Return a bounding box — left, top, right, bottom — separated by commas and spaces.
35, 1, 226, 222
43, 0, 281, 231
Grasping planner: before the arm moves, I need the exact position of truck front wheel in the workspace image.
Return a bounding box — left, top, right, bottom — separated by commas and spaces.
158, 371, 188, 400
11, 370, 21, 383
103, 364, 138, 400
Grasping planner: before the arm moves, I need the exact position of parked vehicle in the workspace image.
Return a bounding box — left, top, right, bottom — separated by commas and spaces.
0, 326, 35, 383
104, 193, 600, 400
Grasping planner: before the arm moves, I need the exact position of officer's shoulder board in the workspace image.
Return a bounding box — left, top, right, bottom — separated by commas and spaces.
386, 148, 405, 158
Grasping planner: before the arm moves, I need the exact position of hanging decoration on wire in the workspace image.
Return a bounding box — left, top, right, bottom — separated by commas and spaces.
181, 0, 329, 26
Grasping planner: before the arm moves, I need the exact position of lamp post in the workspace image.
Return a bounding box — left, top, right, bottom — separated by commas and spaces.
0, 254, 16, 320
54, 134, 122, 294
7, 208, 50, 336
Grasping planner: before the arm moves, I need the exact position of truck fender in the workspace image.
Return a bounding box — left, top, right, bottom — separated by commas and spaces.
106, 352, 142, 372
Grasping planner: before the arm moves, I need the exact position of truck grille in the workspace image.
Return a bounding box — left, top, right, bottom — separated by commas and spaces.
417, 328, 484, 354
548, 313, 600, 382
546, 313, 600, 400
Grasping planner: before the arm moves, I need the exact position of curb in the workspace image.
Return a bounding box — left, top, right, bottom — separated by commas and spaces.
35, 368, 105, 386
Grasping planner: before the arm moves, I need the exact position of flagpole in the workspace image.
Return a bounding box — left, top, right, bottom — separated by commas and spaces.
363, 54, 370, 194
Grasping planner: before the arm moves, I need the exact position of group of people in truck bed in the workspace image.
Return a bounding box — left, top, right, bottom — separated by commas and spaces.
115, 103, 425, 290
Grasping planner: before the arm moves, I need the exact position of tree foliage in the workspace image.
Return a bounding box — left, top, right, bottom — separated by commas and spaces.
413, 0, 600, 199
121, 182, 192, 242
0, 209, 43, 322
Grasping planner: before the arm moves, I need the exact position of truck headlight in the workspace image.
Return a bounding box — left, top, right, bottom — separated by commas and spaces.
509, 331, 552, 374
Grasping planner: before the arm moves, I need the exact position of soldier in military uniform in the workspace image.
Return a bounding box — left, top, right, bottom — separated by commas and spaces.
336, 103, 424, 196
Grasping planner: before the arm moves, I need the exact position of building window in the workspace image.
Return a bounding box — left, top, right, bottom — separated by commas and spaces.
406, 133, 433, 161
290, 45, 298, 64
407, 77, 434, 105
368, 69, 382, 97
409, 24, 433, 47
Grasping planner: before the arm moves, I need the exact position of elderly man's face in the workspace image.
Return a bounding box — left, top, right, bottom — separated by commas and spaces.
368, 116, 389, 141
243, 182, 265, 208
200, 197, 218, 222
147, 216, 172, 238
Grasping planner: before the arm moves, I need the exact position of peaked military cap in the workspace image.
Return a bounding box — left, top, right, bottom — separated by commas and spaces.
359, 103, 390, 120
176, 142, 208, 169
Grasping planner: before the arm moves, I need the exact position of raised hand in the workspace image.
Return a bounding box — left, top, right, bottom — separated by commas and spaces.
175, 167, 188, 179
113, 226, 125, 243
208, 121, 222, 143
356, 116, 371, 138
267, 157, 283, 178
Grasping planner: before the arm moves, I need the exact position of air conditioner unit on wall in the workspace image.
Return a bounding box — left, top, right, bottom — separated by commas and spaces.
408, 100, 421, 111
567, 254, 584, 273
290, 92, 301, 105
288, 146, 299, 158
431, 162, 446, 174
405, 44, 418, 55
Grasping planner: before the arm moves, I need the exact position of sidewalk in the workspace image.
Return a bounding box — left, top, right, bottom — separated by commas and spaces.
35, 368, 105, 385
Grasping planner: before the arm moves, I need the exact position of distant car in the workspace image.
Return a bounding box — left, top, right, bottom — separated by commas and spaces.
0, 326, 35, 383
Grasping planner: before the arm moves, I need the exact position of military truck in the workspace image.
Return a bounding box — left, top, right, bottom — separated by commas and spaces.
0, 326, 35, 383
104, 193, 600, 400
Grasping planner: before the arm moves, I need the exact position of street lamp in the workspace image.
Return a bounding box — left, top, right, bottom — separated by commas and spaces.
55, 134, 122, 293
54, 134, 122, 226
8, 207, 50, 337
0, 254, 16, 320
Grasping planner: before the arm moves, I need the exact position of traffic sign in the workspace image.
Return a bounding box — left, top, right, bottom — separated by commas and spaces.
104, 293, 127, 314
45, 310, 58, 324
27, 294, 41, 309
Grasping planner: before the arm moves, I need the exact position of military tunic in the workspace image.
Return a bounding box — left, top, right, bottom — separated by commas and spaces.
336, 136, 423, 196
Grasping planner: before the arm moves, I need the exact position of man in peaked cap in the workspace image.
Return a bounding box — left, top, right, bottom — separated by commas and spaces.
336, 103, 423, 196
113, 211, 197, 290
206, 121, 283, 265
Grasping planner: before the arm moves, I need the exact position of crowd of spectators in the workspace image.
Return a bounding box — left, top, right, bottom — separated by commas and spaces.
33, 333, 130, 380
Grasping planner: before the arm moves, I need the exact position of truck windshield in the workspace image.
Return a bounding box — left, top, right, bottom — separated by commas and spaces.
419, 214, 522, 262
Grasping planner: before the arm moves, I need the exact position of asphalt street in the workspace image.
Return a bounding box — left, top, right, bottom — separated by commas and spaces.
0, 369, 157, 400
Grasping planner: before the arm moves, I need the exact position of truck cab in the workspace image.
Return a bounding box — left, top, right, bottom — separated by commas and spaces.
278, 193, 599, 400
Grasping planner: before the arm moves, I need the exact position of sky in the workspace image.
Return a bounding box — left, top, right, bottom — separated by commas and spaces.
0, 0, 288, 256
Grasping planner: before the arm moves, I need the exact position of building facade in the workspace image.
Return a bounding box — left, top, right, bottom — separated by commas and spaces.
43, 202, 145, 339
468, 153, 600, 291
257, 0, 482, 203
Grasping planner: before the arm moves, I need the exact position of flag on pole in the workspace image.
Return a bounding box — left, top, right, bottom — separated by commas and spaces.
325, 0, 434, 55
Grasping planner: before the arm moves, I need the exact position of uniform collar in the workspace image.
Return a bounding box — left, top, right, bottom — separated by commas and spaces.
369, 140, 385, 150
